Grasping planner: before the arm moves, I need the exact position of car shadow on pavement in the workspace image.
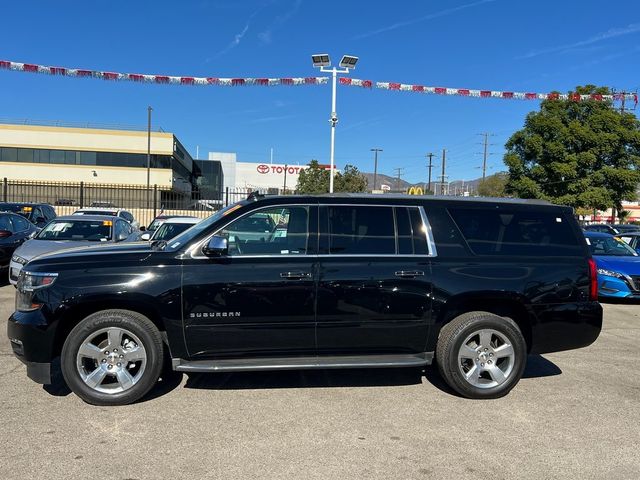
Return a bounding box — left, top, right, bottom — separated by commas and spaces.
41, 354, 562, 401
522, 354, 562, 379
42, 358, 185, 402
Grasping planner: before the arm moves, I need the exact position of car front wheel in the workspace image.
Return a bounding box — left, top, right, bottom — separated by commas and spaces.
436, 311, 527, 399
61, 309, 163, 406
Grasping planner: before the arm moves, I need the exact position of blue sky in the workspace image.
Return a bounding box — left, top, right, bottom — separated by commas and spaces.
1, 0, 639, 183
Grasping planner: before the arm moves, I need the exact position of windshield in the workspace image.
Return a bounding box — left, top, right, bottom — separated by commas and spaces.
588, 235, 638, 257
152, 222, 197, 241
163, 202, 248, 251
36, 219, 113, 241
148, 219, 163, 232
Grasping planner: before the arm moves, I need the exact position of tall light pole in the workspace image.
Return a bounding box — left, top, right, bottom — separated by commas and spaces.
371, 148, 382, 191
146, 106, 152, 209
312, 54, 358, 193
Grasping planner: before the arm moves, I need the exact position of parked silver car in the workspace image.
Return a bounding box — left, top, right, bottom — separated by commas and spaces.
8, 215, 131, 285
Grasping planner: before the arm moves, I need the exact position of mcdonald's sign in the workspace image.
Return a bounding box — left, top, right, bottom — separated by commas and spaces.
407, 186, 424, 195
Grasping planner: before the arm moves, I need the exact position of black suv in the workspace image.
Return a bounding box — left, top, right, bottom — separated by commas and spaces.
7, 194, 602, 405
0, 202, 57, 228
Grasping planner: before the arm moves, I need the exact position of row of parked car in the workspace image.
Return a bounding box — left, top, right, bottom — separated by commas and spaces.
582, 223, 640, 299
0, 202, 201, 284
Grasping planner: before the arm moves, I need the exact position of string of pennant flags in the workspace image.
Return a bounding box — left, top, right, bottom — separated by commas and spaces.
0, 60, 328, 86
339, 77, 638, 104
0, 59, 637, 105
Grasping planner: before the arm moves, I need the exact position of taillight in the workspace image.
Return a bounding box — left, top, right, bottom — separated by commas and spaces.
588, 258, 598, 301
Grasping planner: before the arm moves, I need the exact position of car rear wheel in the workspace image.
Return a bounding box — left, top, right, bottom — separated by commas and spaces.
61, 309, 163, 406
436, 311, 527, 399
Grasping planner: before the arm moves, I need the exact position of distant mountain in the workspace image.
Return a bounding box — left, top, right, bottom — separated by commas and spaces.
362, 171, 487, 194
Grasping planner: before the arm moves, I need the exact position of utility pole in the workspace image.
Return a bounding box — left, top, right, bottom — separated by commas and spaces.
426, 152, 436, 194
146, 106, 152, 209
477, 132, 495, 181
283, 164, 288, 193
371, 148, 383, 191
439, 149, 447, 195
393, 167, 404, 192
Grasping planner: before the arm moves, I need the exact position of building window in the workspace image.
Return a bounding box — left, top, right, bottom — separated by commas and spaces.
1, 147, 18, 162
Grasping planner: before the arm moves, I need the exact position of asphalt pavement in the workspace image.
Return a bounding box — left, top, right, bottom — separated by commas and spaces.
0, 281, 638, 480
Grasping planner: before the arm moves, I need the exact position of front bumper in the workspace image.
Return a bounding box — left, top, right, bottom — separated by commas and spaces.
598, 274, 640, 298
7, 310, 56, 384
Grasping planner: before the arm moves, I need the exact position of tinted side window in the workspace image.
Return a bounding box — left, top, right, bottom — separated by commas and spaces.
326, 206, 395, 255
448, 208, 583, 256
12, 215, 30, 232
396, 207, 429, 255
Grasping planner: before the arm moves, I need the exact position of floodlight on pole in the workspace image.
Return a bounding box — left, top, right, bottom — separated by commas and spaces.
311, 53, 357, 193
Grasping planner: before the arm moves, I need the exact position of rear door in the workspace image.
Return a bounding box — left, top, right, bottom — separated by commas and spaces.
315, 204, 434, 356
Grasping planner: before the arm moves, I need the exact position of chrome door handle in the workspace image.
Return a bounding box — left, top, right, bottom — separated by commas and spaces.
280, 271, 312, 279
395, 270, 424, 278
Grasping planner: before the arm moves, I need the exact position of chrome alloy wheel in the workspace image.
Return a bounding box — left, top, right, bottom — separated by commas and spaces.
75, 327, 147, 394
457, 328, 516, 389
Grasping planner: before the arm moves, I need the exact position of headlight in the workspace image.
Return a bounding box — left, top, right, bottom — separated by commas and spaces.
597, 268, 624, 278
16, 272, 58, 312
11, 255, 28, 265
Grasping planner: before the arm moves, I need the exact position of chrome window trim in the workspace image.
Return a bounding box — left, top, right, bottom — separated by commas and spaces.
187, 202, 438, 260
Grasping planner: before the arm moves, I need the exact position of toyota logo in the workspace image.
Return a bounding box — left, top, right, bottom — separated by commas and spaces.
257, 164, 270, 174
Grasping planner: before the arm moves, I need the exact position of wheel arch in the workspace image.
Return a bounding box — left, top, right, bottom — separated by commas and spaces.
53, 295, 168, 358
431, 292, 534, 352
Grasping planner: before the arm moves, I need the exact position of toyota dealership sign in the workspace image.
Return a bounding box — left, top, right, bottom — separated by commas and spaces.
256, 164, 309, 175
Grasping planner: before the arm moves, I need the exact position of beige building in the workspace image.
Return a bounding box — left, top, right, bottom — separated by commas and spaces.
0, 122, 196, 193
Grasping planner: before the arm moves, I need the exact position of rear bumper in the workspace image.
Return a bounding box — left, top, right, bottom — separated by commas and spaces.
530, 301, 602, 354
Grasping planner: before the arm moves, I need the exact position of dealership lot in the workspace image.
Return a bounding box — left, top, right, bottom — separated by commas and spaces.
0, 282, 638, 480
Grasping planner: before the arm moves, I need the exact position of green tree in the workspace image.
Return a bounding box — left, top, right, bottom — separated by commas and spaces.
296, 160, 330, 194
334, 164, 368, 192
477, 172, 508, 197
504, 85, 640, 220
296, 161, 368, 193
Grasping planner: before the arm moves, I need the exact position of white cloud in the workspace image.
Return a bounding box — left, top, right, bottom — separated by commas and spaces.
518, 22, 640, 59
354, 0, 497, 40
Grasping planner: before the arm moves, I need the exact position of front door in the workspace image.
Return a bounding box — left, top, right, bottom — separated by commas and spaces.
182, 204, 318, 359
316, 204, 433, 356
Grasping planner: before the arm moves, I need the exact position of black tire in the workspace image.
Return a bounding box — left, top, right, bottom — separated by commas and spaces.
435, 311, 527, 399
61, 309, 163, 406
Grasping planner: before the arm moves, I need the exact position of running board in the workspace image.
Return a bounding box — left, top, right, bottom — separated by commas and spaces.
173, 353, 433, 373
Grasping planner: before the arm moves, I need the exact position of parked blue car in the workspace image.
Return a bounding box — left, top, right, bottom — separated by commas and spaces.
584, 231, 640, 298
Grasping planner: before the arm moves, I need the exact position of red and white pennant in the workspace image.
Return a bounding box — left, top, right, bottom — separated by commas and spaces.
340, 77, 639, 104
0, 60, 328, 87
1, 59, 637, 104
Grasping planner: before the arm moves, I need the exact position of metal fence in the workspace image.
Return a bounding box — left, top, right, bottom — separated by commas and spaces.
1, 178, 264, 226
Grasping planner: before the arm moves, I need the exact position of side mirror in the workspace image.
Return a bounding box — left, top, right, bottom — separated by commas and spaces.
140, 232, 151, 241
203, 235, 228, 257
29, 230, 37, 239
